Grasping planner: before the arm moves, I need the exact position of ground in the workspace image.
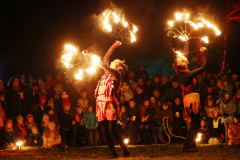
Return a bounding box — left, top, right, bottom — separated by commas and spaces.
0, 144, 239, 160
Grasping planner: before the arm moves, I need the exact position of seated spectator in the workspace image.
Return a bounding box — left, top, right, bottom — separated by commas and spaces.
59, 100, 77, 146
75, 107, 87, 145
220, 91, 237, 143
77, 90, 89, 113
158, 102, 173, 144
136, 64, 149, 80
126, 99, 140, 144
208, 107, 224, 144
42, 122, 66, 148
41, 114, 50, 132
134, 86, 146, 105
1, 119, 15, 149
172, 96, 184, 140
164, 76, 182, 106
13, 115, 27, 146
25, 114, 38, 134
27, 126, 43, 147
228, 114, 240, 145
139, 99, 150, 144
120, 81, 134, 104
83, 105, 99, 146
198, 119, 210, 144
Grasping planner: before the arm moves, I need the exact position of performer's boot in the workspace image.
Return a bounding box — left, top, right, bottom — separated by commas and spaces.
159, 137, 166, 144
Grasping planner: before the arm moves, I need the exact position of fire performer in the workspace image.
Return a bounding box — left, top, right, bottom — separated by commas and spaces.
83, 41, 130, 158
173, 47, 209, 152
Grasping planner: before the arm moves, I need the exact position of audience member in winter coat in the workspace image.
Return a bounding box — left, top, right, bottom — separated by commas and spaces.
120, 82, 134, 104
83, 106, 99, 145
27, 125, 43, 146
208, 107, 225, 144
77, 90, 89, 113
13, 115, 27, 145
158, 102, 173, 144
220, 91, 237, 143
228, 115, 240, 145
1, 119, 15, 149
59, 100, 77, 146
75, 107, 87, 145
42, 122, 65, 148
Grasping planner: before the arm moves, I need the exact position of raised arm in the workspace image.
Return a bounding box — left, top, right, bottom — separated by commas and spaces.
103, 41, 122, 67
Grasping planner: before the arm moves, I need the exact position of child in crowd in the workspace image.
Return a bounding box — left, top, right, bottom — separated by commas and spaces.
25, 114, 38, 134
41, 114, 50, 132
47, 97, 55, 110
27, 126, 43, 147
48, 109, 59, 127
83, 106, 99, 146
77, 90, 88, 113
1, 119, 15, 149
158, 102, 173, 144
139, 99, 150, 144
13, 115, 27, 146
75, 107, 87, 145
59, 100, 77, 146
39, 95, 47, 112
228, 114, 240, 145
127, 99, 140, 144
208, 107, 224, 144
197, 119, 210, 144
42, 122, 65, 148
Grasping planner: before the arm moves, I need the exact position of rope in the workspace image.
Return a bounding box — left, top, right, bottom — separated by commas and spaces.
162, 117, 186, 144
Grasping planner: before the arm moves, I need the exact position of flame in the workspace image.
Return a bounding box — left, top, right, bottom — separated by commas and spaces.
124, 138, 129, 144
202, 19, 221, 36
175, 51, 184, 57
113, 12, 119, 23
179, 35, 189, 41
130, 31, 136, 43
16, 141, 23, 146
133, 25, 138, 34
201, 36, 209, 43
86, 55, 100, 73
196, 133, 202, 142
103, 12, 112, 32
75, 70, 83, 80
185, 14, 190, 19
62, 44, 78, 68
168, 21, 174, 27
122, 17, 128, 27
175, 13, 182, 20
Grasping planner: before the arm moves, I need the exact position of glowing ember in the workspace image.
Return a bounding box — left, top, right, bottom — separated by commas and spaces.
202, 19, 221, 35
75, 70, 83, 80
168, 21, 174, 27
201, 36, 209, 43
175, 13, 182, 20
196, 133, 202, 142
124, 138, 129, 144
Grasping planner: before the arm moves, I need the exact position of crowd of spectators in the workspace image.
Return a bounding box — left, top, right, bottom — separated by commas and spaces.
0, 64, 240, 149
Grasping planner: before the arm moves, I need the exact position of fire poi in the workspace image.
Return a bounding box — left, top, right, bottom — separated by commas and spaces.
167, 10, 221, 56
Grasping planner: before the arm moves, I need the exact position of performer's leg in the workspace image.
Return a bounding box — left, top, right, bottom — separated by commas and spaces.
109, 120, 130, 157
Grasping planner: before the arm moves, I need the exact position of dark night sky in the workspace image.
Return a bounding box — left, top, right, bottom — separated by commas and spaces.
0, 0, 228, 82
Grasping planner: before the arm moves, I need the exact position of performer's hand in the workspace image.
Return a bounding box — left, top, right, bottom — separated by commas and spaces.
112, 40, 122, 48
200, 47, 207, 52
82, 50, 93, 56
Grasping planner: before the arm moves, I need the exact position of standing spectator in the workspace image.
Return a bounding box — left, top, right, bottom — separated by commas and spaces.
38, 81, 48, 96
77, 90, 89, 113
29, 82, 39, 106
83, 106, 99, 146
220, 91, 237, 143
27, 126, 43, 147
139, 100, 150, 144
134, 86, 145, 106
137, 77, 145, 88
151, 74, 161, 91
232, 79, 240, 96
164, 76, 182, 105
64, 78, 80, 109
6, 76, 29, 119
172, 96, 184, 140
208, 107, 225, 144
13, 115, 27, 145
158, 102, 173, 144
128, 71, 138, 91
136, 64, 149, 80
159, 76, 171, 97
59, 100, 77, 146
1, 119, 15, 149
228, 114, 240, 145
75, 107, 87, 145
120, 82, 134, 105
0, 93, 6, 111
42, 122, 65, 148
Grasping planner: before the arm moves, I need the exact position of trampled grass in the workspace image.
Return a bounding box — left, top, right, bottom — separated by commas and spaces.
0, 144, 239, 160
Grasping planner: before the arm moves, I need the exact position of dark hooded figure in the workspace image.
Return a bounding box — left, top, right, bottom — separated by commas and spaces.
6, 76, 29, 120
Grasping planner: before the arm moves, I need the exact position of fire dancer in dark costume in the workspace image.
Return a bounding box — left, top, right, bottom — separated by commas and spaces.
83, 41, 130, 158
173, 47, 209, 152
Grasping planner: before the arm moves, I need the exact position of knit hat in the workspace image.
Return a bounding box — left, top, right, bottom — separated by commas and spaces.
16, 115, 23, 121
39, 95, 47, 101
62, 99, 71, 107
42, 114, 49, 121
26, 114, 33, 120
172, 76, 179, 83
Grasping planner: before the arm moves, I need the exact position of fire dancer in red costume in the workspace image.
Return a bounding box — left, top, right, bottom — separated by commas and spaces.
173, 47, 209, 152
83, 41, 129, 158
